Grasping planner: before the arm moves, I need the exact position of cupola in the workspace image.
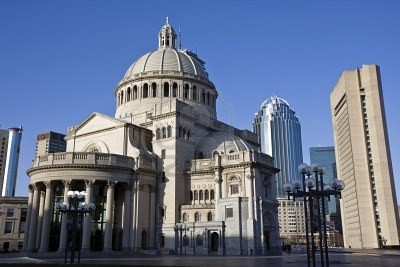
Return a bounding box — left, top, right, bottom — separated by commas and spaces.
158, 17, 177, 49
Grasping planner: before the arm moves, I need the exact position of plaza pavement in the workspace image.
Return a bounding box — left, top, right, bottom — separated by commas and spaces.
0, 248, 399, 266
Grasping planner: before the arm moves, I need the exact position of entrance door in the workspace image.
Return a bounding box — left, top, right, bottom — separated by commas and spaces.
211, 232, 219, 252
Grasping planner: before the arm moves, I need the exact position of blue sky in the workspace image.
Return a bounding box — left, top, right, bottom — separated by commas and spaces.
1, 0, 399, 200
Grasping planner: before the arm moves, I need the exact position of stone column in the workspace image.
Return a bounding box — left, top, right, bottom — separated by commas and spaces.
246, 174, 255, 219
81, 179, 95, 253
122, 182, 132, 251
57, 180, 71, 254
27, 184, 40, 252
22, 185, 34, 252
36, 190, 45, 250
39, 182, 53, 252
149, 185, 156, 248
129, 179, 138, 250
103, 180, 117, 251
246, 173, 255, 253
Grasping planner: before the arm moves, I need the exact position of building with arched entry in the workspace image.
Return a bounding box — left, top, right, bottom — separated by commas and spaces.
23, 19, 281, 255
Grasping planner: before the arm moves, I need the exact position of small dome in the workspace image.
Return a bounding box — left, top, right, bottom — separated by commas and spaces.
195, 132, 256, 158
260, 96, 290, 109
123, 49, 208, 80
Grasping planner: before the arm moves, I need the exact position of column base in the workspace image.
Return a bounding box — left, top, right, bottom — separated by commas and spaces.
38, 248, 49, 253
56, 247, 67, 254
103, 247, 113, 252
121, 247, 131, 252
80, 248, 91, 254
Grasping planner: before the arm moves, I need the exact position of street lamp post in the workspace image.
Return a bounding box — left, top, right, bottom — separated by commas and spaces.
57, 190, 95, 264
284, 163, 345, 267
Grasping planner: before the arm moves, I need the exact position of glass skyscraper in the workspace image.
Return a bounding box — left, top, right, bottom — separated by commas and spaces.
1, 127, 23, 197
309, 146, 337, 213
253, 96, 303, 196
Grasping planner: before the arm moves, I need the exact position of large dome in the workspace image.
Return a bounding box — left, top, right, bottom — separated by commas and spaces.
195, 132, 257, 158
123, 48, 208, 80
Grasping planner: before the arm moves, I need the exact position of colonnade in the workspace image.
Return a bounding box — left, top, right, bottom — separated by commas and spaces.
22, 178, 153, 253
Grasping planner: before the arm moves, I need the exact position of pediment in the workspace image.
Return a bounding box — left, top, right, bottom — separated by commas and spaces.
65, 112, 126, 139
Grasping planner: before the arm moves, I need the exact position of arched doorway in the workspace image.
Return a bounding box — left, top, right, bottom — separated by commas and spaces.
211, 232, 219, 252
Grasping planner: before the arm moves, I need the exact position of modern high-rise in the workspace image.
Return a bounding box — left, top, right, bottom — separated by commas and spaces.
330, 64, 400, 248
34, 131, 66, 157
0, 127, 23, 197
310, 146, 343, 240
254, 96, 303, 196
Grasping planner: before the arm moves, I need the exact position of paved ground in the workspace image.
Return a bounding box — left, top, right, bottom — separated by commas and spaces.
0, 249, 399, 266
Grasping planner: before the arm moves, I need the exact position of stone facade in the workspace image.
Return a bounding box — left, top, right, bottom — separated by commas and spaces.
23, 20, 281, 255
0, 197, 28, 252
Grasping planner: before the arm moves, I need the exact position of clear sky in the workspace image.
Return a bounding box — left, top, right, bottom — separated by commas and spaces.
1, 0, 399, 201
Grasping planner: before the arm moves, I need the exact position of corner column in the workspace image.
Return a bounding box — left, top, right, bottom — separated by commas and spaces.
81, 179, 95, 253
103, 180, 117, 252
122, 182, 132, 251
57, 179, 71, 253
39, 182, 53, 252
22, 185, 34, 252
27, 184, 41, 252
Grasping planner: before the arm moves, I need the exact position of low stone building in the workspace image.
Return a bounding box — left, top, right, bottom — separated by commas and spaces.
0, 197, 28, 252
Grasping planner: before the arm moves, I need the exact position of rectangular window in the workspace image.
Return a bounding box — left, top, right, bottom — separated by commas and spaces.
19, 221, 26, 233
18, 242, 23, 250
226, 207, 233, 218
6, 209, 14, 217
231, 184, 239, 194
161, 149, 166, 159
4, 221, 13, 234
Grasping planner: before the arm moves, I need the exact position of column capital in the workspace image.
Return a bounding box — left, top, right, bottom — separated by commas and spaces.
246, 174, 254, 180
107, 180, 118, 188
28, 184, 34, 193
85, 179, 96, 187
43, 181, 52, 189
62, 179, 72, 187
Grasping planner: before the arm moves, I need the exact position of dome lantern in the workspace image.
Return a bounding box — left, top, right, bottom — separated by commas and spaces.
158, 17, 177, 49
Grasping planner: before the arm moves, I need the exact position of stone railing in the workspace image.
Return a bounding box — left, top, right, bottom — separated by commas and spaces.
190, 151, 274, 171
181, 203, 215, 210
32, 152, 134, 169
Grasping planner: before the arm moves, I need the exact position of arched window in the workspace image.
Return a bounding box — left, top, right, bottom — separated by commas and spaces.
156, 128, 161, 140
196, 235, 203, 246
127, 87, 131, 101
172, 83, 178, 97
183, 235, 189, 246
152, 83, 157, 97
195, 212, 200, 222
199, 190, 203, 200
207, 212, 213, 221
205, 190, 209, 200
194, 190, 198, 200
143, 83, 149, 98
120, 91, 124, 104
183, 213, 188, 222
178, 126, 183, 138
192, 86, 197, 100
164, 82, 169, 97
202, 90, 206, 103
184, 84, 189, 99
133, 86, 138, 99
210, 190, 215, 200
162, 127, 166, 138
187, 130, 191, 140
190, 191, 193, 201
207, 92, 210, 105
167, 126, 172, 138
183, 128, 187, 139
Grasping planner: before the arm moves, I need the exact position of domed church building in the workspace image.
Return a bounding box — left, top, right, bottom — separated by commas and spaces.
24, 19, 280, 255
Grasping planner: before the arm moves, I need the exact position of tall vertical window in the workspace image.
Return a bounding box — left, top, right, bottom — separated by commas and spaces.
164, 82, 169, 97
4, 222, 12, 234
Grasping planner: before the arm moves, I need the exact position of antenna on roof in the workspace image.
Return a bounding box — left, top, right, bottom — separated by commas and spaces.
195, 43, 198, 55
166, 16, 169, 24
179, 26, 182, 50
